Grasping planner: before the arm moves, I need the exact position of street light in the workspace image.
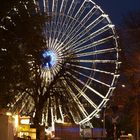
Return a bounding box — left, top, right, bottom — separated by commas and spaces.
121, 84, 126, 88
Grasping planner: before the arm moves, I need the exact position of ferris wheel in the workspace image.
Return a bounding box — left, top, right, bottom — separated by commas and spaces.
39, 0, 120, 125
1, 0, 120, 127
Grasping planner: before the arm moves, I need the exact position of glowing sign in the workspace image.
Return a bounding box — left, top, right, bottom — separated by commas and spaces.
20, 119, 30, 125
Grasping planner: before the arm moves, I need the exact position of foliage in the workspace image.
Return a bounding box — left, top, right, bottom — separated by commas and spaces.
112, 11, 140, 137
0, 1, 50, 139
0, 0, 46, 119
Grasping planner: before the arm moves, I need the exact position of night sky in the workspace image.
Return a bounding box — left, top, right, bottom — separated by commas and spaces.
94, 0, 140, 26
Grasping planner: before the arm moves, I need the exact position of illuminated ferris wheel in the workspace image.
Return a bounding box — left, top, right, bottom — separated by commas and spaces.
2, 0, 120, 127
39, 0, 120, 125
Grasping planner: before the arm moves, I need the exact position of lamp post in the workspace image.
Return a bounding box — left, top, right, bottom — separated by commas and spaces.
103, 108, 106, 137
101, 107, 107, 139
112, 114, 119, 140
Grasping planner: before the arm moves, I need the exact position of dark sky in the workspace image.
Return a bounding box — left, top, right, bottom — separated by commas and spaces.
94, 0, 140, 26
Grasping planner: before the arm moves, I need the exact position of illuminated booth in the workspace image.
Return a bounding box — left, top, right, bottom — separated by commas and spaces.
17, 116, 36, 140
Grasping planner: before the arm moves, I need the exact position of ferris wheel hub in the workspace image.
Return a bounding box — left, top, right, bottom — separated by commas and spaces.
42, 49, 58, 69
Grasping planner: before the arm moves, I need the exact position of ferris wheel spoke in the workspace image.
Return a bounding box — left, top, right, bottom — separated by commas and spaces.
13, 92, 26, 106
93, 68, 116, 75
80, 5, 97, 25
64, 14, 106, 47
74, 1, 86, 19
70, 68, 111, 87
67, 71, 105, 99
71, 35, 114, 53
69, 64, 115, 75
62, 2, 86, 36
60, 0, 77, 29
49, 0, 59, 44
71, 59, 117, 64
54, 1, 77, 45
58, 9, 107, 49
47, 1, 57, 49
71, 25, 113, 49
44, 0, 50, 30
58, 2, 86, 43
54, 0, 74, 43
73, 48, 117, 58
41, 0, 46, 12
19, 94, 30, 113
51, 0, 69, 50
59, 105, 65, 122
62, 79, 89, 118
55, 24, 113, 55
63, 2, 95, 39
58, 25, 112, 55
52, 0, 57, 13
68, 110, 77, 123
23, 97, 34, 114
67, 77, 98, 109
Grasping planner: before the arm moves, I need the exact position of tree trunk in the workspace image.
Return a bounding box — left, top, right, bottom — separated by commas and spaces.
34, 100, 45, 140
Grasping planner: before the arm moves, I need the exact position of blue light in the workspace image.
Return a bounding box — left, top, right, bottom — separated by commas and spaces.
42, 50, 57, 68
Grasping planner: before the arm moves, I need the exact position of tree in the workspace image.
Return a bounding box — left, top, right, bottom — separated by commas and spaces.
0, 0, 49, 139
112, 11, 140, 139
